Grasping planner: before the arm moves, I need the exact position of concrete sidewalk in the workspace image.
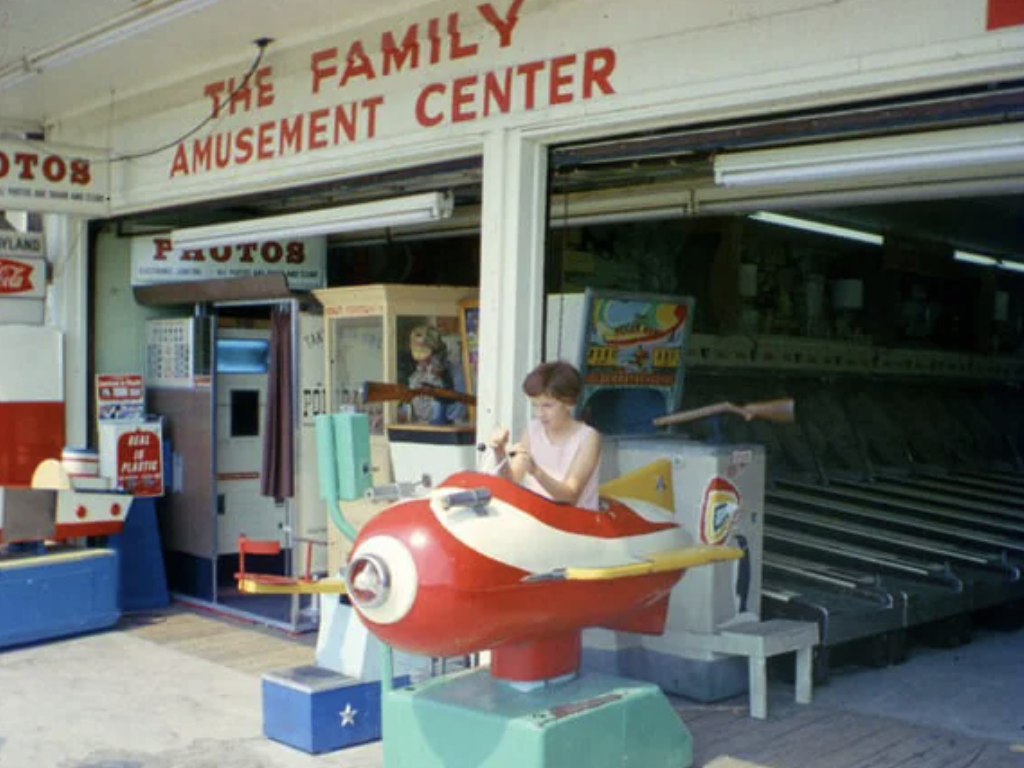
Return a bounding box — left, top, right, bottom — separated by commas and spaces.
0, 630, 379, 768
2, 611, 1021, 768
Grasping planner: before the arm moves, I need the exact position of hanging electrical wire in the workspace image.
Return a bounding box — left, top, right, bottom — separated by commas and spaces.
110, 37, 272, 164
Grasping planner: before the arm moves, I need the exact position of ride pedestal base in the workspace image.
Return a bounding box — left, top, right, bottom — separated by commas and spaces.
383, 667, 692, 768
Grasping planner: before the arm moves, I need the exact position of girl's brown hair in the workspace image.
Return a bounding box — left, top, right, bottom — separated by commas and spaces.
522, 361, 583, 403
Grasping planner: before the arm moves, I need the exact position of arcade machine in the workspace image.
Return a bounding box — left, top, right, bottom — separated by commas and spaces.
146, 308, 328, 630
310, 285, 477, 678
215, 327, 287, 562
0, 325, 135, 649
312, 284, 477, 573
548, 289, 810, 705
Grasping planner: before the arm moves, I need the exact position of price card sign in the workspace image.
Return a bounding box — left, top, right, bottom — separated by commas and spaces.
116, 426, 164, 497
146, 317, 195, 389
96, 373, 145, 420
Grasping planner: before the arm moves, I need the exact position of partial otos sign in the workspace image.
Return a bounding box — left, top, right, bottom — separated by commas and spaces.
0, 141, 109, 216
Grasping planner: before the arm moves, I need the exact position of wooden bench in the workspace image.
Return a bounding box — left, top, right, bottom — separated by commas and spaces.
715, 619, 820, 719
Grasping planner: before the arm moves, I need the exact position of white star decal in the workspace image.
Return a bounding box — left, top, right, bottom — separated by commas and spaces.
340, 703, 358, 727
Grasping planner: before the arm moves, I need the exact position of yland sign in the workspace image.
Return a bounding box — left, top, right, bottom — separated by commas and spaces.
0, 230, 44, 259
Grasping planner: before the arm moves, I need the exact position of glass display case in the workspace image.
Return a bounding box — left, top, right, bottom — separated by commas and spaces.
314, 284, 477, 484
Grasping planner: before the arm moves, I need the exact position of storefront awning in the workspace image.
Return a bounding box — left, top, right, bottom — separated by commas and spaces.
132, 274, 300, 306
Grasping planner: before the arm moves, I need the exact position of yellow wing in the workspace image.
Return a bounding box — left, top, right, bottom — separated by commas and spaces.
562, 545, 743, 581
237, 576, 348, 595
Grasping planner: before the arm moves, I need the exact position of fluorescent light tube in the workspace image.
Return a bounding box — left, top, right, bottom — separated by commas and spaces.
749, 212, 883, 245
954, 250, 997, 266
0, 0, 225, 91
715, 125, 1024, 188
0, 68, 36, 92
172, 192, 454, 249
953, 250, 1024, 272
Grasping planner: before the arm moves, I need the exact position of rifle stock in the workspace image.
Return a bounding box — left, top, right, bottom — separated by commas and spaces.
653, 398, 795, 428
362, 381, 477, 407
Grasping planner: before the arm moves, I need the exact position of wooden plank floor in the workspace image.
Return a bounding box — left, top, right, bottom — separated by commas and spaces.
679, 697, 1024, 768
118, 604, 316, 676
117, 607, 1023, 767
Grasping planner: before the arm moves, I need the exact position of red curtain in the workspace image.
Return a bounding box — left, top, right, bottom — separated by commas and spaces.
261, 306, 294, 501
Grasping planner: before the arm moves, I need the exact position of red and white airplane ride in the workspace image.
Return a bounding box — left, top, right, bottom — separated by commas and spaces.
342, 471, 741, 683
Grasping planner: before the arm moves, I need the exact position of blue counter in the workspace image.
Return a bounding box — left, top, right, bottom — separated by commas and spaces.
0, 548, 120, 650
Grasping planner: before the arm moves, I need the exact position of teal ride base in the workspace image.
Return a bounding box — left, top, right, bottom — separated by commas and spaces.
383, 668, 693, 768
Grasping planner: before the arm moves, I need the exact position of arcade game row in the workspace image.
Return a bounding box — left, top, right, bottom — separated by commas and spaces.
313, 285, 776, 704
298, 287, 787, 768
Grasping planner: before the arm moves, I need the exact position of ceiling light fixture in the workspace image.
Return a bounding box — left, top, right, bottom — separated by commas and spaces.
954, 250, 998, 267
749, 211, 883, 245
0, 0, 226, 91
954, 250, 1024, 273
714, 125, 1024, 188
171, 192, 454, 250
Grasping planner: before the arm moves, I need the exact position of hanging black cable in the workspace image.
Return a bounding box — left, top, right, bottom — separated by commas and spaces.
110, 37, 272, 163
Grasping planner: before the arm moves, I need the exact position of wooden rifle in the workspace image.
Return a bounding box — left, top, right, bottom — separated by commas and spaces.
362, 381, 477, 406
653, 398, 795, 428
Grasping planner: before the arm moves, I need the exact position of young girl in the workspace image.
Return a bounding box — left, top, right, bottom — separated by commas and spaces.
490, 361, 602, 510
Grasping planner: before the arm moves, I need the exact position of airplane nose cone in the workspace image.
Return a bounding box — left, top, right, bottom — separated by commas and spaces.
345, 534, 419, 625
348, 553, 389, 608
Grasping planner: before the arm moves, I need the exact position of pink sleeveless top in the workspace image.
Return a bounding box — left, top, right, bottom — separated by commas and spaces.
523, 420, 601, 510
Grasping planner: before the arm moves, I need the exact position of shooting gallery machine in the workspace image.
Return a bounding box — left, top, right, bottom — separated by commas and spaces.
314, 284, 478, 504
547, 289, 781, 702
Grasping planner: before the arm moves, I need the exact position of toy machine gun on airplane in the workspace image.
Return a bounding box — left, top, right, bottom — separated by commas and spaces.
236, 393, 796, 768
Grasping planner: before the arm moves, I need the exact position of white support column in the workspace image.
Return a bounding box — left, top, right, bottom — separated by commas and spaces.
45, 214, 90, 448
475, 129, 548, 445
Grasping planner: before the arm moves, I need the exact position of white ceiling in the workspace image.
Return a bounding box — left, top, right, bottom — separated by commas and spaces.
0, 0, 435, 130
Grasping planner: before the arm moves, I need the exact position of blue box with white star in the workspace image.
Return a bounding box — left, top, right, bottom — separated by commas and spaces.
262, 665, 410, 754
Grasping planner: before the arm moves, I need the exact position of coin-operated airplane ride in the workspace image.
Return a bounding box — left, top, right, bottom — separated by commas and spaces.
355, 474, 737, 768
237, 412, 744, 768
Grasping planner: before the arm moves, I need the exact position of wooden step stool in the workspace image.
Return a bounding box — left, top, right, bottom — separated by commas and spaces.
716, 619, 819, 719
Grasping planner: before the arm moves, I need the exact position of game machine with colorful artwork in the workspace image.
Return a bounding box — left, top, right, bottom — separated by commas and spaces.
548, 289, 814, 716
310, 284, 477, 679
0, 326, 136, 649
